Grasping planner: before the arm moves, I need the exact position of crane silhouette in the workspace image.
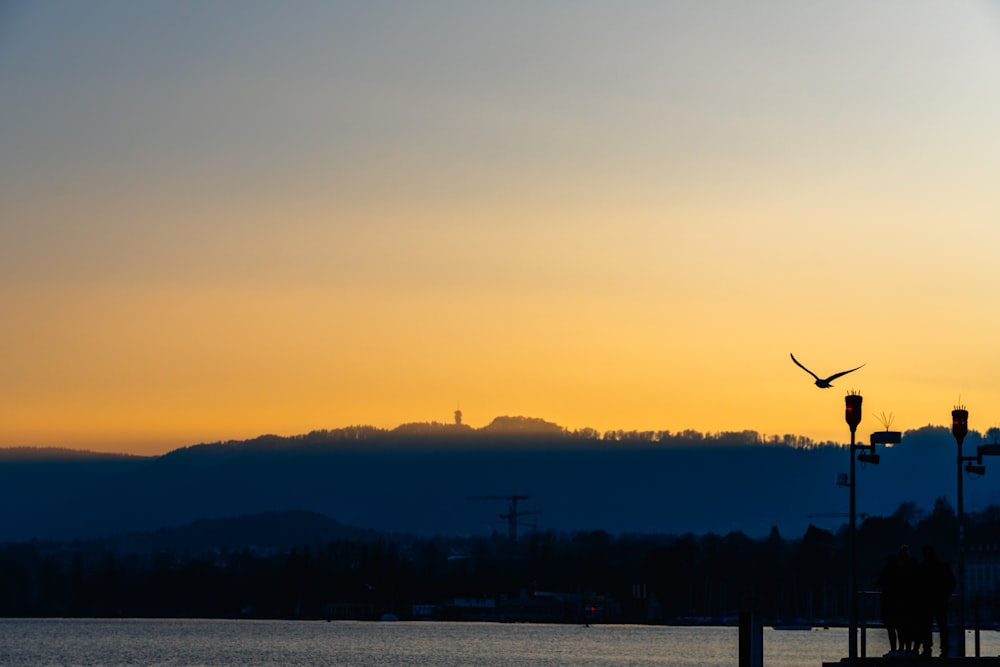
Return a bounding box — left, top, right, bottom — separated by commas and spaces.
790, 353, 864, 388
469, 495, 541, 543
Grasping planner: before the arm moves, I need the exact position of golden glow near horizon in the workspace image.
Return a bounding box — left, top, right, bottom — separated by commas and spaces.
3, 2, 1000, 454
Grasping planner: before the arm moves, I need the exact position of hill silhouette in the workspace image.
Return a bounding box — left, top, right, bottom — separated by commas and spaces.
1, 418, 994, 543
0, 447, 140, 461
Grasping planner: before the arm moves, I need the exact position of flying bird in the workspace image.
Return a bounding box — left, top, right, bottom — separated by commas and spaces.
790, 353, 865, 388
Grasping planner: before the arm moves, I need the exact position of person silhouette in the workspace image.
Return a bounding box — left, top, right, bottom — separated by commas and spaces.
875, 552, 903, 656
875, 547, 913, 657
918, 544, 956, 657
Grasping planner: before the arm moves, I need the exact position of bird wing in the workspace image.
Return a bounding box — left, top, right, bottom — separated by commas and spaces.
790, 353, 821, 381
822, 364, 865, 383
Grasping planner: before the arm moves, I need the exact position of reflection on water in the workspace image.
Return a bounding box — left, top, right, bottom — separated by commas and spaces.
2, 619, 999, 667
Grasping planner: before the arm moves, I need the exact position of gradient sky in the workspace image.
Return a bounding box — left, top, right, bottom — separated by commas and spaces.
3, 1, 1000, 455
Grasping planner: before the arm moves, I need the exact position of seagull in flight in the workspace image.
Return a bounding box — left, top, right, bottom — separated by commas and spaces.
790, 353, 865, 388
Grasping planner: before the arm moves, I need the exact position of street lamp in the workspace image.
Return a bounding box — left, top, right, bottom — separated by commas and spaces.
845, 392, 863, 660
953, 407, 971, 657
842, 394, 893, 660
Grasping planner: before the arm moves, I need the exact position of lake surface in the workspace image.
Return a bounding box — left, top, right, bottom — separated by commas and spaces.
2, 619, 999, 667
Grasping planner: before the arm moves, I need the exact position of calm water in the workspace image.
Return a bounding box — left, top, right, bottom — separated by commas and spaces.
2, 619, 999, 667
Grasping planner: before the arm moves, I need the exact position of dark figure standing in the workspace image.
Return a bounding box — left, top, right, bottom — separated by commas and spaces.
874, 552, 905, 656
875, 545, 919, 656
918, 544, 956, 657
897, 545, 921, 655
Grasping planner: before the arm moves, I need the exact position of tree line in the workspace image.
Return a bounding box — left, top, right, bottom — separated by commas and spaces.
180, 416, 829, 452
3, 497, 995, 623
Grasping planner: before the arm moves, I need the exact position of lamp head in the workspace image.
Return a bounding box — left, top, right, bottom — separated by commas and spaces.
953, 408, 969, 445
845, 393, 863, 432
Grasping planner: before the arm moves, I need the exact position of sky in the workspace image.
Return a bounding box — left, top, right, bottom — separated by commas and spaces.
2, 1, 1000, 455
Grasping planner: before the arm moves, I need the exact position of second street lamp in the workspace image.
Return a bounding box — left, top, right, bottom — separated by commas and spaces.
952, 406, 974, 657
953, 407, 968, 657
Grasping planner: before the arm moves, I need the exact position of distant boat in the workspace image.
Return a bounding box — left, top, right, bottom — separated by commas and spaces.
380, 613, 399, 622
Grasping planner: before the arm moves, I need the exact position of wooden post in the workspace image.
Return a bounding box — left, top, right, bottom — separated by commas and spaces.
739, 607, 762, 667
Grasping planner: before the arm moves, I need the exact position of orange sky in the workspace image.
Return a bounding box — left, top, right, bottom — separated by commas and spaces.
2, 2, 1000, 454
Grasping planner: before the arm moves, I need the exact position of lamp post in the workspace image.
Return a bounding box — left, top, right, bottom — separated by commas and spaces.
845, 393, 863, 660
953, 407, 970, 657
840, 394, 892, 660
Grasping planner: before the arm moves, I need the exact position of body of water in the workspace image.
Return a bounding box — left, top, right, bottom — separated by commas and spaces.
2, 619, 998, 667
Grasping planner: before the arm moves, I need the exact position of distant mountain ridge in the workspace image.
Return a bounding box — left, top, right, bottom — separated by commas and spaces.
173, 415, 822, 450
2, 416, 829, 464
0, 447, 143, 461
2, 419, 996, 544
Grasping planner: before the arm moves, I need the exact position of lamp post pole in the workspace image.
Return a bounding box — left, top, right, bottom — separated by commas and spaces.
845, 393, 863, 660
953, 407, 969, 658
